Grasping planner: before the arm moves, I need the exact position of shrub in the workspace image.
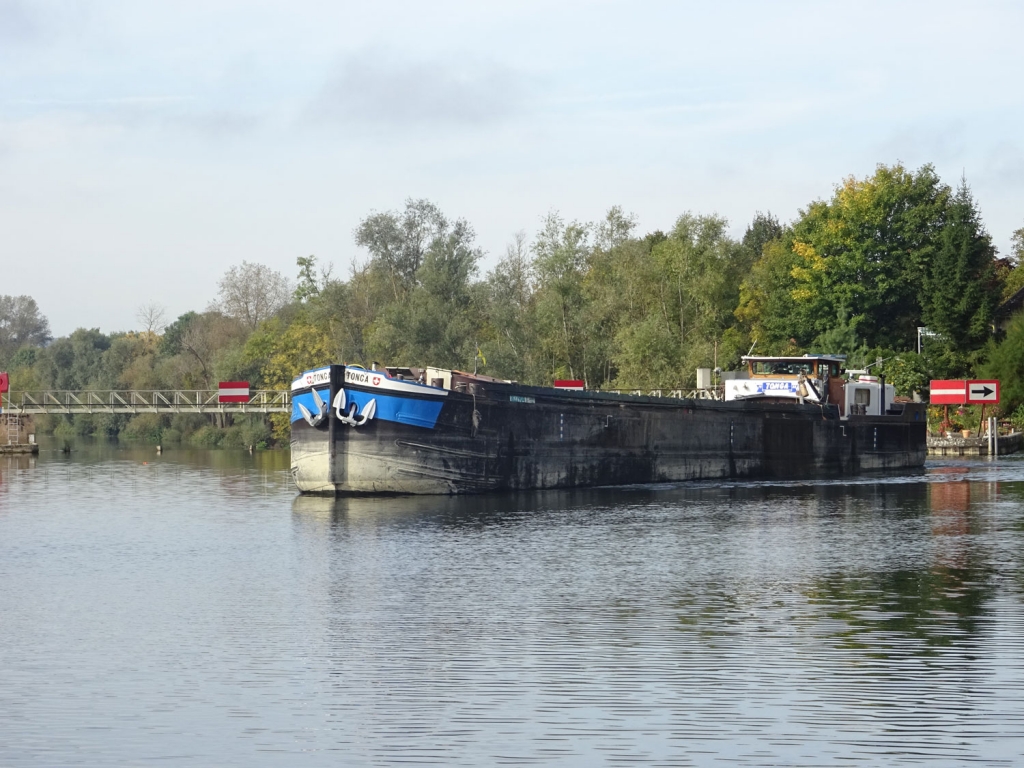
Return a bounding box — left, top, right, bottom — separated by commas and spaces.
221, 426, 246, 448
73, 415, 96, 436
188, 425, 223, 447
121, 413, 164, 443
1010, 404, 1024, 432
161, 428, 182, 443
33, 414, 59, 435
170, 413, 207, 440
238, 416, 271, 448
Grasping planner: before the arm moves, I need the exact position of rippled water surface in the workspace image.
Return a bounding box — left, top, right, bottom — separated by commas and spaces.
3, 440, 1024, 765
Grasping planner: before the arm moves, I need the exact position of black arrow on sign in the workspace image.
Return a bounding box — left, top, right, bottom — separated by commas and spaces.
971, 385, 994, 397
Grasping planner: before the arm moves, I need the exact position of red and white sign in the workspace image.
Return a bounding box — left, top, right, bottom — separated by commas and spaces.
218, 381, 250, 403
0, 372, 8, 394
929, 380, 966, 405
967, 379, 1000, 404
554, 379, 585, 390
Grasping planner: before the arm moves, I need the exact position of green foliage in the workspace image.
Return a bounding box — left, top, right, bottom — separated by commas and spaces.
294, 255, 334, 302
35, 328, 112, 389
221, 416, 272, 449
1010, 403, 1024, 432
530, 213, 595, 381
787, 163, 951, 349
0, 295, 51, 366
356, 198, 447, 301
876, 353, 930, 397
981, 313, 1024, 414
480, 232, 539, 382
9, 170, 1016, 449
811, 307, 866, 359
159, 312, 199, 357
121, 414, 164, 443
741, 211, 784, 260
170, 413, 207, 439
8, 346, 38, 369
189, 425, 224, 447
1001, 226, 1024, 300
921, 179, 1000, 352
736, 236, 803, 349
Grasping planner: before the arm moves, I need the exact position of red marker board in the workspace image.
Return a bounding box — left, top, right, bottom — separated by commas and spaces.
0, 372, 8, 394
218, 381, 251, 403
966, 379, 999, 404
929, 380, 966, 404
553, 379, 585, 391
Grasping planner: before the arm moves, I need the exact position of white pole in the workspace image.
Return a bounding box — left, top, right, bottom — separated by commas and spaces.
994, 417, 1000, 457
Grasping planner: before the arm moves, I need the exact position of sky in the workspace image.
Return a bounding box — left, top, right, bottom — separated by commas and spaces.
2, 0, 1023, 337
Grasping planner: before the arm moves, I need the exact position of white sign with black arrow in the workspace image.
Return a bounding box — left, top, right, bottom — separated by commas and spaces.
966, 380, 1000, 404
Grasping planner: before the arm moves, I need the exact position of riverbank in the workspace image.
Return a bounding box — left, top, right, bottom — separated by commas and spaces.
927, 431, 1023, 456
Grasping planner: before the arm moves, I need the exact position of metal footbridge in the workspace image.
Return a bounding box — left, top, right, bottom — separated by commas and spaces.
1, 390, 291, 415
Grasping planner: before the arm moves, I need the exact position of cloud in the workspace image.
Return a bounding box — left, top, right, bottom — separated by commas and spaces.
0, 98, 262, 154
0, 0, 38, 43
307, 51, 527, 129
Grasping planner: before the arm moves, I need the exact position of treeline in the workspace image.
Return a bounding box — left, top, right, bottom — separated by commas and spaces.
265, 163, 1024, 405
4, 161, 1024, 445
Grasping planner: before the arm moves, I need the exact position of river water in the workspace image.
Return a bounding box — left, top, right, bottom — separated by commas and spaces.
2, 440, 1024, 766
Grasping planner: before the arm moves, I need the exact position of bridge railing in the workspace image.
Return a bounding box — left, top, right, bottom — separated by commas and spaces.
1, 390, 291, 415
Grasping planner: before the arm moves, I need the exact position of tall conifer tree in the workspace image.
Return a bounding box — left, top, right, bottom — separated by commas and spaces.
921, 179, 999, 352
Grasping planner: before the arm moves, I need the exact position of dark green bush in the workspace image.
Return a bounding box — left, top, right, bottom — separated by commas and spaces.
121, 413, 164, 443
189, 425, 223, 447
170, 413, 207, 440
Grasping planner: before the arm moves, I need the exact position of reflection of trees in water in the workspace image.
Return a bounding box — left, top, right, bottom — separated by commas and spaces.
805, 479, 994, 654
806, 565, 994, 654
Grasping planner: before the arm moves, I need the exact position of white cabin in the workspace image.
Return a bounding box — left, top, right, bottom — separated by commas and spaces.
724, 355, 894, 418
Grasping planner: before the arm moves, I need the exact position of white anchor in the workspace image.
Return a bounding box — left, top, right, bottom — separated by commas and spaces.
298, 388, 329, 427
332, 389, 376, 427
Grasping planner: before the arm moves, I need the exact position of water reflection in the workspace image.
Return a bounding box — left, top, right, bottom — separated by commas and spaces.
4, 448, 1024, 764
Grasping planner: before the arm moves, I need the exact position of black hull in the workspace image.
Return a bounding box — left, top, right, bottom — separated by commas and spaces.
291, 365, 927, 495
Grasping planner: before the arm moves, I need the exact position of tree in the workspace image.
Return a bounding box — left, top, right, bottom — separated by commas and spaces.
757, 163, 951, 350
165, 312, 248, 388
34, 328, 110, 390
159, 311, 199, 357
741, 211, 784, 260
355, 199, 447, 301
0, 295, 51, 364
482, 231, 539, 382
1000, 224, 1024, 300
595, 205, 637, 251
735, 235, 806, 349
244, 314, 334, 440
981, 313, 1024, 415
647, 213, 749, 380
920, 179, 1000, 352
367, 216, 484, 369
294, 255, 335, 302
532, 212, 593, 380
135, 302, 167, 334
216, 261, 291, 330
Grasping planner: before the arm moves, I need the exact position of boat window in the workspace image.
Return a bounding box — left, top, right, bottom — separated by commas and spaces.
829, 363, 840, 377
752, 361, 815, 376
854, 388, 871, 405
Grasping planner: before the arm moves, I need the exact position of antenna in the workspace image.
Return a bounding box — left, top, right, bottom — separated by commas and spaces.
747, 339, 757, 356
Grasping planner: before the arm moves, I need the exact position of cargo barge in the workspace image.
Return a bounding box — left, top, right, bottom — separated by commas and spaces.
290, 356, 927, 495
